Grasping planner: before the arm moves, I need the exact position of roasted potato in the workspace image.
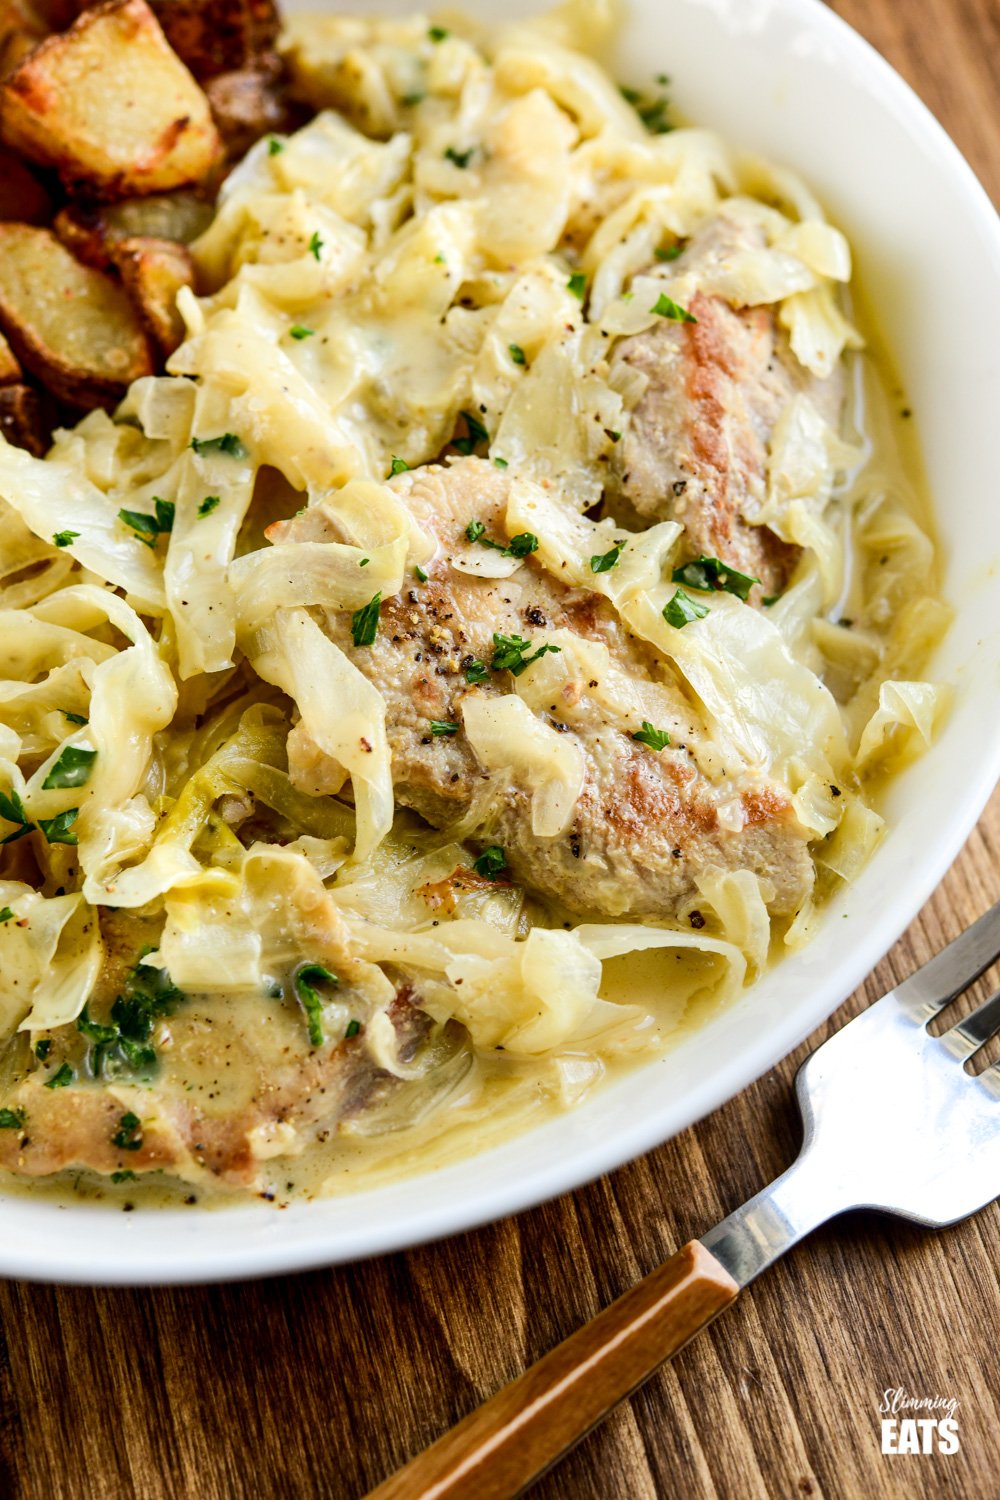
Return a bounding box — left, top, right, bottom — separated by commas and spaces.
113, 233, 193, 356
147, 0, 279, 81
54, 188, 212, 268
206, 53, 290, 159
0, 224, 152, 407
0, 0, 223, 198
0, 381, 52, 454
0, 328, 19, 383
0, 145, 50, 222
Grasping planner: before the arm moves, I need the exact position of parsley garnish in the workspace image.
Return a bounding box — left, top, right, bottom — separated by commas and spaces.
359, 557, 369, 567
651, 293, 696, 324
289, 324, 314, 340
308, 231, 324, 260
464, 521, 538, 558
37, 808, 79, 845
351, 592, 382, 647
493, 456, 508, 469
490, 633, 561, 676
444, 145, 473, 168
465, 519, 486, 543
415, 564, 429, 583
567, 272, 587, 300
53, 530, 79, 548
762, 594, 780, 607
0, 1107, 25, 1128
464, 659, 488, 684
430, 720, 459, 736
672, 555, 759, 603
34, 1039, 50, 1059
45, 1063, 73, 1089
403, 91, 426, 106
42, 745, 96, 790
662, 589, 710, 629
591, 544, 624, 573
619, 85, 642, 105
473, 845, 507, 881
453, 410, 489, 455
509, 343, 527, 366
0, 907, 12, 924
294, 964, 339, 1048
390, 456, 409, 475
118, 500, 173, 547
80, 962, 186, 1080
198, 495, 221, 518
0, 788, 31, 844
112, 1111, 142, 1150
428, 24, 449, 40
632, 721, 671, 751
191, 433, 247, 458
111, 1170, 137, 1183
655, 245, 683, 261
62, 711, 88, 726
267, 136, 283, 155
345, 1020, 361, 1039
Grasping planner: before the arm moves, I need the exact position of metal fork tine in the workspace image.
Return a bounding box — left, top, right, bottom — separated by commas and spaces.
891, 899, 1000, 1022
941, 986, 1000, 1062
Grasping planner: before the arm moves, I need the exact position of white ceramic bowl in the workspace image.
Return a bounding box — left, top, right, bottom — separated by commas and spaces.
5, 0, 999, 1284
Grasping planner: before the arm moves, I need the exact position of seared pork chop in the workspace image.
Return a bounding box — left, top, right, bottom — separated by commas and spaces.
611, 212, 845, 599
278, 458, 814, 920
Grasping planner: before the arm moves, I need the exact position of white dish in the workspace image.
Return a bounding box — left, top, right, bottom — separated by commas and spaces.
4, 0, 999, 1284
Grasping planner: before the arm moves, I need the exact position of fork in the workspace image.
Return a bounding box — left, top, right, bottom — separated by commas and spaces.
366, 899, 1000, 1500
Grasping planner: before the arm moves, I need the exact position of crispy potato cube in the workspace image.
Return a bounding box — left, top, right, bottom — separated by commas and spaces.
0, 145, 51, 222
0, 380, 51, 454
0, 328, 20, 383
0, 0, 223, 197
0, 224, 152, 407
113, 233, 193, 356
205, 54, 289, 159
54, 189, 212, 268
147, 0, 279, 81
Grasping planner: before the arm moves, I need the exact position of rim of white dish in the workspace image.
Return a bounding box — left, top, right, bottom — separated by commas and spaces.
1, 0, 999, 1284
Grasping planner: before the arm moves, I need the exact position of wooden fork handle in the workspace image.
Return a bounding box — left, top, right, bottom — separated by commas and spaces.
365, 1241, 739, 1500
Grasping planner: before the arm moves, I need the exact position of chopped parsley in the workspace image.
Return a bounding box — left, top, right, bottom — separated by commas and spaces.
0, 1107, 25, 1129
415, 564, 429, 583
428, 24, 449, 41
567, 272, 587, 300
62, 711, 88, 726
464, 520, 538, 558
111, 1170, 137, 1183
493, 456, 508, 469
289, 324, 315, 340
345, 1019, 361, 1039
198, 495, 221, 518
53, 530, 79, 548
672, 555, 759, 603
191, 432, 247, 459
632, 721, 671, 752
42, 744, 96, 790
294, 964, 339, 1048
390, 456, 410, 475
464, 659, 488, 684
430, 720, 459, 736
490, 633, 561, 676
112, 1111, 142, 1151
453, 410, 490, 455
509, 343, 527, 366
0, 907, 13, 924
590, 544, 624, 573
0, 788, 31, 844
655, 244, 684, 261
118, 499, 174, 548
34, 1039, 50, 1059
402, 91, 426, 106
444, 145, 473, 168
762, 593, 780, 607
78, 962, 184, 1079
267, 136, 284, 154
37, 808, 79, 845
473, 845, 507, 881
651, 292, 697, 324
359, 557, 369, 568
45, 1063, 74, 1090
662, 588, 710, 629
351, 592, 382, 648
619, 85, 642, 105
308, 230, 324, 260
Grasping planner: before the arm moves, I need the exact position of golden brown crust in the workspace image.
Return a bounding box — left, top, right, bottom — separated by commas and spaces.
0, 379, 52, 453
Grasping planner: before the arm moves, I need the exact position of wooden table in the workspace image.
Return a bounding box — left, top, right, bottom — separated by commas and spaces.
2, 4, 998, 1496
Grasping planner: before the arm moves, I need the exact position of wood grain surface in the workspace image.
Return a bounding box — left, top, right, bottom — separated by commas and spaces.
1, 4, 998, 1498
